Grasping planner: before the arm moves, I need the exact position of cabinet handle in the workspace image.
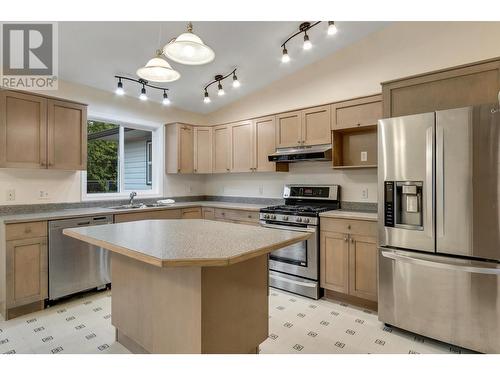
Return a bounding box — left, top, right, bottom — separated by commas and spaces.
194, 169, 197, 172
226, 168, 230, 171
344, 235, 349, 242
25, 227, 32, 234
350, 237, 354, 243
347, 224, 351, 230
357, 123, 361, 127
247, 214, 252, 218
177, 168, 181, 173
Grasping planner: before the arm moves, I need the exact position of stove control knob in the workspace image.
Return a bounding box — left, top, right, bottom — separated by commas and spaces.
282, 216, 289, 221
264, 214, 269, 219
303, 218, 310, 224
296, 217, 302, 223
271, 214, 276, 220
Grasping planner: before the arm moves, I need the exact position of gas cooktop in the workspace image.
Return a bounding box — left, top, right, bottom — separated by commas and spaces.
260, 204, 337, 217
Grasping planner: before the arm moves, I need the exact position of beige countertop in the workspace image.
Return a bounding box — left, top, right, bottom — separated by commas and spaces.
63, 219, 309, 267
0, 201, 267, 224
320, 210, 378, 221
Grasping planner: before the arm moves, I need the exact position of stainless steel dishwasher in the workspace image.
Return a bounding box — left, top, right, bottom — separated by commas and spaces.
48, 215, 113, 301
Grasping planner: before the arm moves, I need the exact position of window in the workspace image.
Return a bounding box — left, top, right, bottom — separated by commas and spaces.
85, 119, 159, 198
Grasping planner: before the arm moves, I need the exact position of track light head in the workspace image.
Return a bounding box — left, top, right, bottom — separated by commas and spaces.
328, 21, 338, 35
115, 79, 124, 95
303, 33, 312, 50
204, 90, 211, 103
162, 90, 170, 105
281, 47, 290, 63
217, 81, 225, 96
139, 85, 148, 101
232, 72, 240, 88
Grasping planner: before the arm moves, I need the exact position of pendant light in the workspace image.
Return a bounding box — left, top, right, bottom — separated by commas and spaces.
139, 85, 148, 101
327, 21, 338, 35
136, 50, 181, 83
163, 22, 215, 65
162, 90, 171, 106
115, 78, 125, 95
232, 72, 240, 88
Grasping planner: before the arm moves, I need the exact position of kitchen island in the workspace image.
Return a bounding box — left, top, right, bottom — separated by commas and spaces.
63, 219, 310, 354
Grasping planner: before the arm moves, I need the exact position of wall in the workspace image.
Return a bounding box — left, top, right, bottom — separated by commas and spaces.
0, 80, 206, 205
203, 21, 500, 201
205, 162, 377, 203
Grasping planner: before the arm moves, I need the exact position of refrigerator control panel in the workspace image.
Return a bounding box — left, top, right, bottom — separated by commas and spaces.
384, 181, 394, 227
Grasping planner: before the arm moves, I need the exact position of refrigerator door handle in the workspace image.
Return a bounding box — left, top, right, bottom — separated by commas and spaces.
425, 126, 434, 239
381, 249, 500, 275
436, 126, 445, 237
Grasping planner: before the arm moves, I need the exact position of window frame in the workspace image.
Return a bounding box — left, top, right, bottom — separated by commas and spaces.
146, 140, 152, 186
82, 116, 163, 201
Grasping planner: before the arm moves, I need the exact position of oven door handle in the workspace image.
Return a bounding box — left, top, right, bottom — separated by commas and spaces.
260, 222, 316, 233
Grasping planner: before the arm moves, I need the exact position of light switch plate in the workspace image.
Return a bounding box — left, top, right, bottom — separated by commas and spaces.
362, 188, 369, 200
361, 151, 368, 162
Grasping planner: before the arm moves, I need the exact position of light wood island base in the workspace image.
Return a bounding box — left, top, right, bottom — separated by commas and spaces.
111, 252, 269, 354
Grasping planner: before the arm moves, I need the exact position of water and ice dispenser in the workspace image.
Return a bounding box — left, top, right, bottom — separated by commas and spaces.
384, 181, 423, 230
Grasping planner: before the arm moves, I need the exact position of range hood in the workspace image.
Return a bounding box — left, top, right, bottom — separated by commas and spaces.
268, 144, 332, 163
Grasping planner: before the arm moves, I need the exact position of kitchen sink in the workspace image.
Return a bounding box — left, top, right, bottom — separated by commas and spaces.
108, 204, 145, 210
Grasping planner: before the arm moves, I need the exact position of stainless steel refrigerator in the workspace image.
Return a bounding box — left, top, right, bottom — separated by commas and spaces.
378, 104, 500, 353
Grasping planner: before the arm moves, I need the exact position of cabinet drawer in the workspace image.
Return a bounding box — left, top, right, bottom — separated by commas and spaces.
320, 218, 377, 237
214, 209, 259, 223
6, 221, 47, 241
181, 207, 202, 219
202, 207, 215, 220
114, 209, 182, 223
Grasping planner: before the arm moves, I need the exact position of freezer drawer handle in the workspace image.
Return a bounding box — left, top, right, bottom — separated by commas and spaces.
381, 250, 500, 275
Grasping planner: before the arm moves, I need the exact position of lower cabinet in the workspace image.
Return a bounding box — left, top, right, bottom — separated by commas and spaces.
213, 208, 259, 225
202, 207, 215, 220
2, 221, 48, 320
320, 218, 378, 305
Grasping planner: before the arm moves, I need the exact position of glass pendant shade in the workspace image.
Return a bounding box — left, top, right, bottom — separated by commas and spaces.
163, 23, 215, 65
137, 53, 181, 83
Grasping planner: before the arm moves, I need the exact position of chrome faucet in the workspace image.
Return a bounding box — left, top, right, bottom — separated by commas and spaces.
128, 191, 137, 205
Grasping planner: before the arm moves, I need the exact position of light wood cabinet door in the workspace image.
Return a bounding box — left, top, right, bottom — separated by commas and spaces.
230, 120, 254, 173
6, 237, 48, 308
348, 235, 378, 302
254, 116, 276, 172
331, 95, 382, 131
275, 111, 302, 148
0, 91, 47, 169
114, 209, 182, 223
178, 125, 194, 173
202, 207, 215, 220
320, 231, 349, 293
194, 127, 212, 174
213, 125, 230, 173
181, 207, 202, 219
301, 105, 331, 145
47, 99, 87, 170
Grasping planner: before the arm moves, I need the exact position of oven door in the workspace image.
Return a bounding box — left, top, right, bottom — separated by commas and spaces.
261, 222, 318, 280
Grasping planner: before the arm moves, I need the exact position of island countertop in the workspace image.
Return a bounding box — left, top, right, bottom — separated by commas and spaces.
63, 219, 310, 267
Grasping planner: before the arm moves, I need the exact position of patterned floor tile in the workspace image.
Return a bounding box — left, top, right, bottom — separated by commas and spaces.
0, 288, 476, 354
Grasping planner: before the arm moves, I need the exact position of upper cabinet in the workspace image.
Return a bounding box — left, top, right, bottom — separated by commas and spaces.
331, 95, 382, 130
0, 90, 87, 170
230, 120, 254, 173
212, 124, 231, 173
382, 58, 500, 118
253, 116, 276, 172
47, 99, 87, 170
165, 123, 194, 174
275, 105, 331, 148
193, 127, 212, 174
275, 110, 302, 148
301, 105, 331, 145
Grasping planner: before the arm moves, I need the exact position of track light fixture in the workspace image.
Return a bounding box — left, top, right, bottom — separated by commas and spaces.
114, 75, 171, 105
280, 21, 337, 63
202, 68, 240, 103
115, 78, 125, 95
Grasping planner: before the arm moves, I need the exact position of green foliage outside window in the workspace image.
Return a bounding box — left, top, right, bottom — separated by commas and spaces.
87, 121, 119, 193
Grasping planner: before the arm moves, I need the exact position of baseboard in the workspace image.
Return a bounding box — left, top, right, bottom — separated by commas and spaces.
324, 289, 378, 311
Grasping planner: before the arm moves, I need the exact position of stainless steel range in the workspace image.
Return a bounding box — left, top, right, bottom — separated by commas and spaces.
260, 184, 340, 299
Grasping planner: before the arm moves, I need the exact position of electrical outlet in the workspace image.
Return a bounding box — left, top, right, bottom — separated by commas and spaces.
39, 190, 49, 200
259, 185, 264, 195
361, 151, 368, 162
6, 189, 15, 201
362, 188, 369, 200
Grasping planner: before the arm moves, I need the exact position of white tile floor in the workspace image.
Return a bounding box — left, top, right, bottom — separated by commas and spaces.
0, 288, 475, 354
